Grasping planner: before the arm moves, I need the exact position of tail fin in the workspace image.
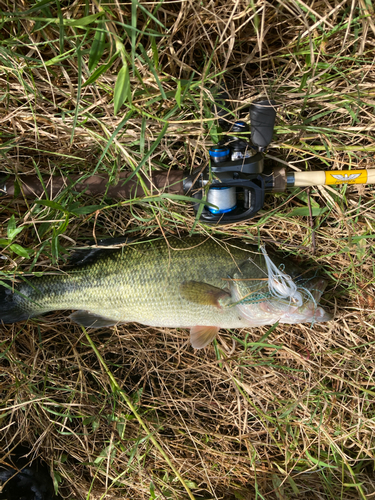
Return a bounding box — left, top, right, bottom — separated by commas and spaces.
0, 283, 32, 324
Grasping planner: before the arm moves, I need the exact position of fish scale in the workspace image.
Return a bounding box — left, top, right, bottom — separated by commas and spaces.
0, 236, 331, 348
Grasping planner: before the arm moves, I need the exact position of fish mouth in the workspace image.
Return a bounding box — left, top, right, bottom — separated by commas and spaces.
299, 277, 328, 303
313, 306, 333, 322
232, 276, 332, 326
305, 277, 333, 322
276, 277, 332, 324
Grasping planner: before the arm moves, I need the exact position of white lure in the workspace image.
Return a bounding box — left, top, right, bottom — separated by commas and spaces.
260, 245, 303, 307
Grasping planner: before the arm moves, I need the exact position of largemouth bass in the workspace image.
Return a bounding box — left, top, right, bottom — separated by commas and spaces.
0, 236, 331, 348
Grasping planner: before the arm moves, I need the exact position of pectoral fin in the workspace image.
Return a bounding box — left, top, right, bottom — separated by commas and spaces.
70, 311, 120, 328
180, 281, 231, 308
190, 326, 219, 349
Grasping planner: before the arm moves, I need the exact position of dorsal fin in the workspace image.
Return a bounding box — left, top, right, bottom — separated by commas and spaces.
68, 236, 131, 267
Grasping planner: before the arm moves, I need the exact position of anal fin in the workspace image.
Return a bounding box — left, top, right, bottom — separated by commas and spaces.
70, 311, 121, 329
190, 326, 219, 349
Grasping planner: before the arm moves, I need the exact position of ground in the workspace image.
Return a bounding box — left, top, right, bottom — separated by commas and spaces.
0, 1, 375, 499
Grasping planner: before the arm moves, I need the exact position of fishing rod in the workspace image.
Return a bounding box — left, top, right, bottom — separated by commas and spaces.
1, 99, 374, 224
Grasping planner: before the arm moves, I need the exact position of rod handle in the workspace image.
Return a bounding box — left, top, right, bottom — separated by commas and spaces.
292, 169, 375, 187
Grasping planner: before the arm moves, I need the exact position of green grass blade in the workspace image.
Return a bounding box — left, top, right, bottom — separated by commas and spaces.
138, 43, 166, 100
82, 327, 197, 500
114, 62, 132, 114
88, 22, 107, 72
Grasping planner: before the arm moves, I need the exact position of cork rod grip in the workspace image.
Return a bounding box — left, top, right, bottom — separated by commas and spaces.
293, 169, 375, 187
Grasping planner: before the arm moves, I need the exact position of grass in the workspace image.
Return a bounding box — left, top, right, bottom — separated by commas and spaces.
0, 0, 375, 498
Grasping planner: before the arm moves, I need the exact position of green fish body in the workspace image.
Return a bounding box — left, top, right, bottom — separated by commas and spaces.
0, 236, 331, 348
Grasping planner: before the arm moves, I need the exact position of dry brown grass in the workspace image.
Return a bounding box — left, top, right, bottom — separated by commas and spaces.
1, 0, 375, 499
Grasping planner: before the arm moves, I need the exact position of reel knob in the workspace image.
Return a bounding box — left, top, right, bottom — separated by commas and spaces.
249, 100, 277, 151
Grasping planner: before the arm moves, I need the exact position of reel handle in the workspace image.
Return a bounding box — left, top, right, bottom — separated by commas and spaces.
249, 100, 277, 152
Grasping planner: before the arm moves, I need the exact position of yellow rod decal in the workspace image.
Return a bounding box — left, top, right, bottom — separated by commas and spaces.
325, 170, 368, 185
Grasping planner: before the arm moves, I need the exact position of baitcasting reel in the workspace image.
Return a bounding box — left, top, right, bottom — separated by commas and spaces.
1, 95, 375, 225
184, 99, 277, 224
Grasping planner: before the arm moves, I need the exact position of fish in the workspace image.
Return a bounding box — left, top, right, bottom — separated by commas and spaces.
0, 235, 332, 349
